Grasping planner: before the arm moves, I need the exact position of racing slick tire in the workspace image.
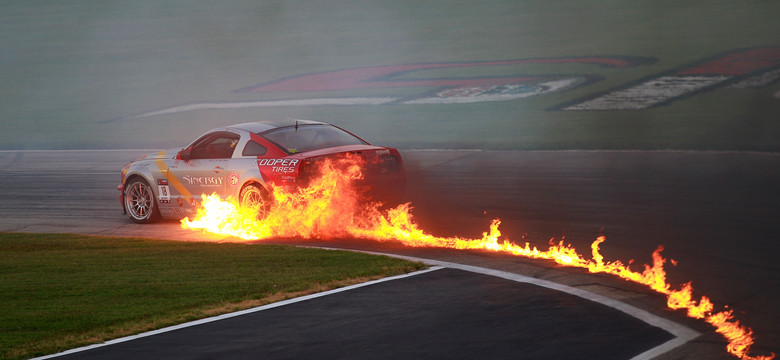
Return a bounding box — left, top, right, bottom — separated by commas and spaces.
124, 177, 161, 224
239, 184, 271, 219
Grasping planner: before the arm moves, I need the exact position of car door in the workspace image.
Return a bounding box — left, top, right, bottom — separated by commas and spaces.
169, 132, 240, 205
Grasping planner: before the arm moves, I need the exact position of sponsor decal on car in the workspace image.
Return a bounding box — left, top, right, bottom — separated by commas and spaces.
172, 207, 195, 215
157, 185, 171, 203
181, 175, 223, 186
255, 158, 298, 166
156, 179, 171, 203
256, 158, 299, 174
229, 172, 239, 186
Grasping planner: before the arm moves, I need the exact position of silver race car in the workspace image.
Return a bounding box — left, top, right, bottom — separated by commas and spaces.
119, 119, 406, 223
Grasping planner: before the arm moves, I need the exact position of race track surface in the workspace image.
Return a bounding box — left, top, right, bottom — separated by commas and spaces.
44, 268, 676, 360
1, 149, 778, 359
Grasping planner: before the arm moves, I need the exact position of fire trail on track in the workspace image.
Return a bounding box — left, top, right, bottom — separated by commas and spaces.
181, 156, 774, 360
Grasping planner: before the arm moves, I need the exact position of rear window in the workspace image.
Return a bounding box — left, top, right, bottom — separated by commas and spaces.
262, 124, 367, 154
242, 140, 267, 156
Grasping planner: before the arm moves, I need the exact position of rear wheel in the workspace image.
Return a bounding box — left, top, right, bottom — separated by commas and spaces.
239, 184, 270, 219
124, 178, 160, 223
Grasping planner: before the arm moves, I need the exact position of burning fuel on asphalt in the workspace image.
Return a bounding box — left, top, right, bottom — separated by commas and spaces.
181, 156, 774, 360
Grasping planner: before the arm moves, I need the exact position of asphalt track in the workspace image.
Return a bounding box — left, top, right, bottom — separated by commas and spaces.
1, 150, 778, 359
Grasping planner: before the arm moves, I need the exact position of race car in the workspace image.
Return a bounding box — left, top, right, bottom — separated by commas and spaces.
118, 119, 406, 223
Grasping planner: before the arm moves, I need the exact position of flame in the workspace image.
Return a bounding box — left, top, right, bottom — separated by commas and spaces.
181, 156, 774, 360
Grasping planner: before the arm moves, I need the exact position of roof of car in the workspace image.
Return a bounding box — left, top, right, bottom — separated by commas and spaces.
229, 119, 326, 134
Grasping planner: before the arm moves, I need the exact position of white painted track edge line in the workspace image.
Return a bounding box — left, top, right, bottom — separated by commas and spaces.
443, 262, 701, 360
30, 250, 701, 360
29, 266, 445, 360
343, 250, 702, 360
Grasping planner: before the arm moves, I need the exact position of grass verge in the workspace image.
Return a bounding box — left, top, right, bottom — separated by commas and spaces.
0, 232, 426, 360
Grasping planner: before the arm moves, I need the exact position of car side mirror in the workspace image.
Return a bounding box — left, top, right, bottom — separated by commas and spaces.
178, 148, 191, 161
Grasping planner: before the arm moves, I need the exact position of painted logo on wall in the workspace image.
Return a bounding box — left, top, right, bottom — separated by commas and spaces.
555, 47, 780, 110
237, 47, 780, 109
113, 47, 780, 121
236, 56, 655, 105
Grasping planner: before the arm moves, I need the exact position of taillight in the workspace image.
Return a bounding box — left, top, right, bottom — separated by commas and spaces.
295, 159, 315, 186
378, 155, 401, 173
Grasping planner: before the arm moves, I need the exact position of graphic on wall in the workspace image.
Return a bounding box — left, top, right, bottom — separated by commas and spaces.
112, 47, 780, 122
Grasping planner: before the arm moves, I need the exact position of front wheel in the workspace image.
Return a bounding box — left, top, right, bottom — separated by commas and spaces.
124, 178, 160, 224
239, 184, 270, 219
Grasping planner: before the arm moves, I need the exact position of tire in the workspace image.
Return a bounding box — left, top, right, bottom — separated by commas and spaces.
124, 178, 160, 224
239, 184, 270, 219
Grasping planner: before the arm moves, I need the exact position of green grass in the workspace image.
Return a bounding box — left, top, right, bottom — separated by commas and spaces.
0, 232, 426, 360
1, 1, 778, 152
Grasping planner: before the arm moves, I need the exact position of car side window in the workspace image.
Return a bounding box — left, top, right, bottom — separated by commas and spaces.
242, 140, 267, 156
263, 124, 367, 154
190, 133, 240, 159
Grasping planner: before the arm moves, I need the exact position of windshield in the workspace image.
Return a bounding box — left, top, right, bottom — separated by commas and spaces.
262, 124, 368, 154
